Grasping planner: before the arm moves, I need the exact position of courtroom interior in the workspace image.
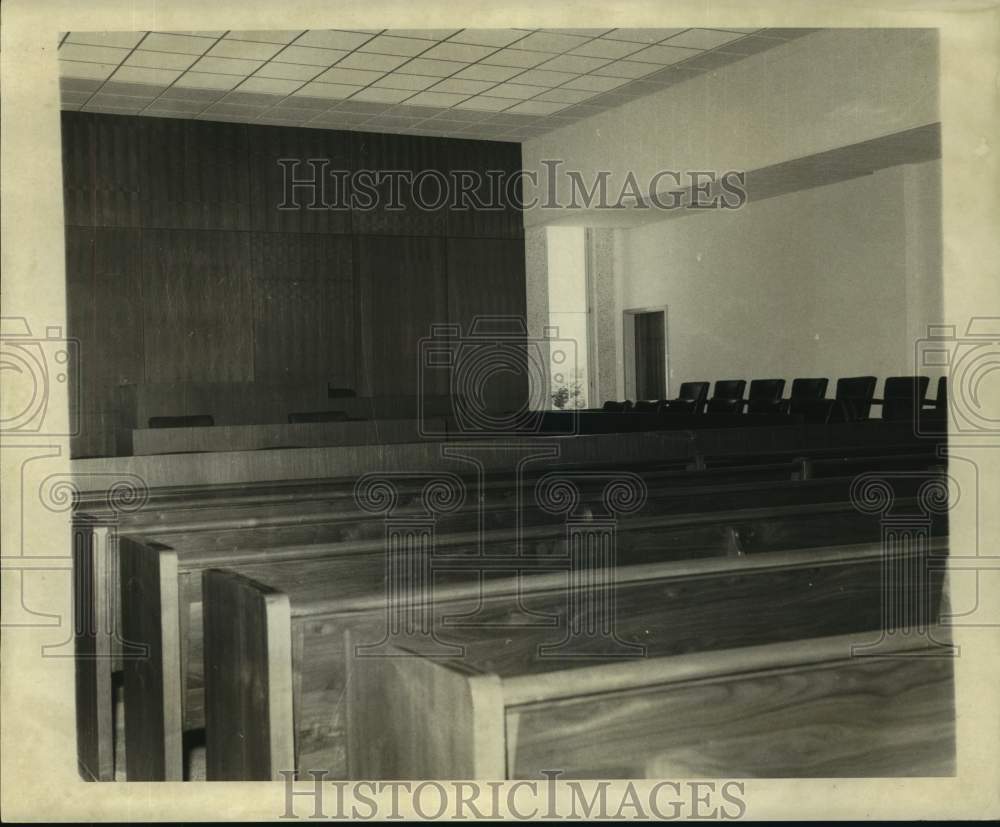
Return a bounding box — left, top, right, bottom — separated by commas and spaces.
57, 26, 954, 782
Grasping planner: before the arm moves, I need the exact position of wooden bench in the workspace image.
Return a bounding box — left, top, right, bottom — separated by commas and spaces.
348, 628, 954, 778
74, 440, 941, 780
201, 537, 949, 780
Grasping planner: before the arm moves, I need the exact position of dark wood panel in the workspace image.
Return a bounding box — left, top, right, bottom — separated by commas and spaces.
252, 232, 355, 385
446, 237, 529, 413
356, 235, 448, 396
141, 229, 254, 383
203, 569, 293, 781
248, 125, 353, 234
444, 138, 524, 239
65, 227, 144, 457
120, 540, 183, 780
351, 131, 451, 236
138, 118, 251, 231
61, 112, 142, 228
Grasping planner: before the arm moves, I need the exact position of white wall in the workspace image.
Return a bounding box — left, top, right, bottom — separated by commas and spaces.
521, 29, 938, 226
613, 161, 943, 394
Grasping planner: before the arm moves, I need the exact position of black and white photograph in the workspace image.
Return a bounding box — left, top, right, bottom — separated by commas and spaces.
1, 0, 999, 821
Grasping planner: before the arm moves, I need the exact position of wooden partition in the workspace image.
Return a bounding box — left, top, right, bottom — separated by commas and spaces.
61, 112, 525, 458
200, 539, 949, 780
348, 630, 954, 778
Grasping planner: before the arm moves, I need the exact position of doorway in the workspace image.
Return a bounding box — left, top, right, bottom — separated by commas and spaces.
623, 307, 668, 401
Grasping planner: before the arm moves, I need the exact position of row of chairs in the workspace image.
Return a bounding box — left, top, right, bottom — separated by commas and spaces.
603, 376, 947, 423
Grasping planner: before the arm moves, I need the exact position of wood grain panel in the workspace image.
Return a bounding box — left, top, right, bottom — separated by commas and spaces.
351, 131, 450, 236
65, 227, 144, 457
248, 124, 353, 234
346, 635, 506, 780
356, 235, 448, 396
251, 232, 355, 385
141, 229, 253, 383
60, 112, 142, 227
446, 237, 529, 414
119, 539, 182, 780
203, 569, 294, 781
138, 117, 251, 231
444, 138, 524, 239
507, 653, 955, 778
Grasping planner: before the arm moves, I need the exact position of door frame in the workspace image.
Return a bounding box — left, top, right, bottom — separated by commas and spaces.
623, 305, 669, 401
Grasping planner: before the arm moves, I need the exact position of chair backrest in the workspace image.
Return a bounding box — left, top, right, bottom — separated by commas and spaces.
834, 376, 877, 421
288, 410, 349, 424
148, 414, 214, 429
746, 379, 786, 415
633, 400, 658, 413
601, 400, 634, 413
881, 376, 930, 422
790, 378, 829, 400
677, 381, 709, 404
934, 376, 948, 412
711, 380, 747, 401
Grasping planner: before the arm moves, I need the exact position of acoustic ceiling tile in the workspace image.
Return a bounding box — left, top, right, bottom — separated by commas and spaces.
603, 29, 688, 43
360, 35, 433, 57
404, 90, 474, 107
226, 30, 305, 44
349, 87, 415, 104
173, 71, 243, 91
207, 39, 284, 61
449, 29, 527, 48
59, 43, 131, 64
59, 60, 117, 80
125, 50, 197, 70
419, 42, 497, 63
140, 32, 217, 55
274, 45, 348, 66
337, 52, 410, 72
569, 38, 646, 59
293, 81, 364, 99
452, 96, 516, 112
454, 64, 524, 82
481, 49, 555, 68
536, 54, 610, 73
235, 76, 304, 94
626, 44, 703, 65
430, 78, 496, 94
513, 31, 590, 53
65, 31, 145, 49
504, 100, 569, 115
111, 65, 183, 85
663, 28, 748, 50
191, 56, 266, 75
295, 30, 375, 51
512, 68, 579, 87
256, 62, 322, 81
396, 58, 466, 77
373, 73, 441, 91
315, 66, 386, 85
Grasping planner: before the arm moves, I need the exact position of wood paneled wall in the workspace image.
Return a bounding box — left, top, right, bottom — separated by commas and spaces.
61, 112, 525, 457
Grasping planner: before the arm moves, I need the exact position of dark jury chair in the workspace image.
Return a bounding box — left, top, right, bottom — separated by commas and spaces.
880, 376, 930, 422
661, 382, 710, 415
829, 376, 878, 422
602, 400, 634, 412
746, 379, 786, 415
705, 380, 747, 414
